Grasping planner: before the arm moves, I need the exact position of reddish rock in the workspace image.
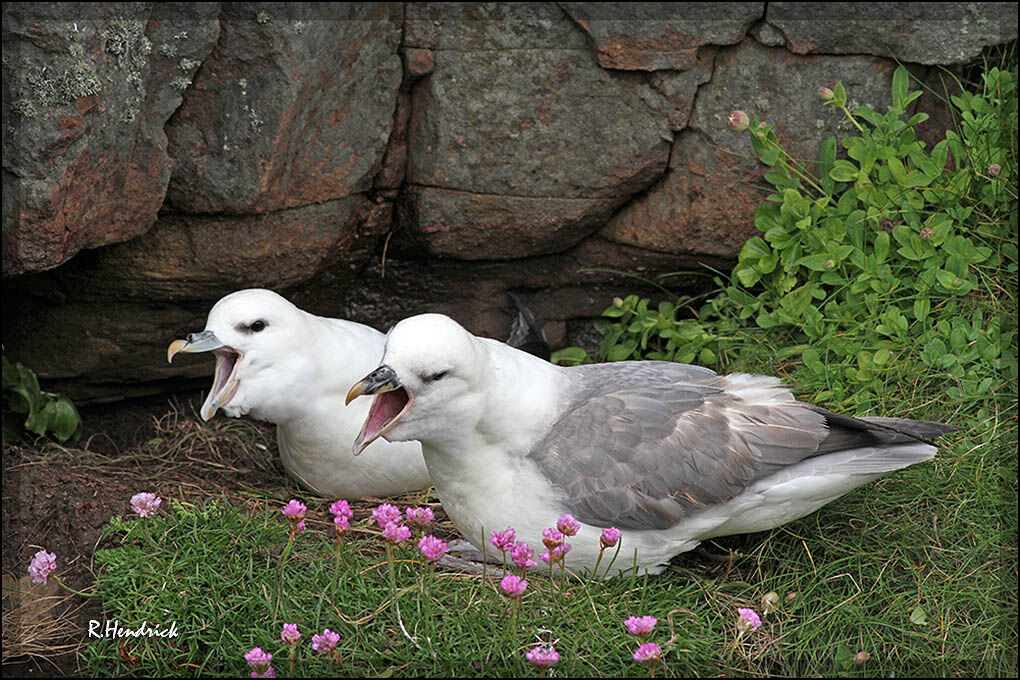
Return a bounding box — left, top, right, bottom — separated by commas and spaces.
768, 2, 1018, 65
164, 3, 403, 214
55, 196, 388, 303
397, 185, 626, 260
603, 40, 905, 258
2, 3, 220, 276
561, 2, 762, 71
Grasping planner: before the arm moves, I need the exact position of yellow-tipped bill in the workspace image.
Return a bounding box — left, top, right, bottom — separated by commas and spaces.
166, 330, 242, 421
347, 365, 412, 456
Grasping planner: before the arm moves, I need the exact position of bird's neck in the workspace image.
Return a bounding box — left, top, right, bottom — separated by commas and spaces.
470, 339, 570, 456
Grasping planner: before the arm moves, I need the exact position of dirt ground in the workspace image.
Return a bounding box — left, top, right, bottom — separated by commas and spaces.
2, 391, 291, 677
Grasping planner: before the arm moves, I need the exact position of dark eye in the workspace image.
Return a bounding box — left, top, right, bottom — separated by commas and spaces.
422, 370, 448, 383
249, 320, 267, 332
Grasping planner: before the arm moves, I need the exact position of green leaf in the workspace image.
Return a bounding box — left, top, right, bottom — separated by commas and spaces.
909, 606, 928, 626
49, 397, 81, 442
892, 66, 909, 110
830, 161, 859, 182
797, 254, 834, 271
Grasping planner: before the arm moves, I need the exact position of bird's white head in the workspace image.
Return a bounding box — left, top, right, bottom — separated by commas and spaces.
346, 314, 487, 455
167, 289, 309, 420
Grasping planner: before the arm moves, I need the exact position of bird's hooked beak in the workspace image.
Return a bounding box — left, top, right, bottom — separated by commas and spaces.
167, 330, 227, 362
346, 365, 413, 456
166, 330, 242, 421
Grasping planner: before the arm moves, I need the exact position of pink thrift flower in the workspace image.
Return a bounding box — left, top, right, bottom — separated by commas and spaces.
371, 503, 402, 527
500, 573, 528, 598
311, 628, 340, 653
405, 506, 435, 526
727, 110, 750, 131
281, 623, 301, 647
490, 527, 516, 552
382, 521, 411, 545
600, 527, 621, 548
633, 642, 662, 665
334, 514, 350, 537
510, 542, 537, 569
130, 492, 162, 518
28, 549, 57, 585
244, 647, 272, 674
556, 514, 580, 536
329, 499, 353, 521
541, 543, 571, 564
295, 519, 306, 533
251, 668, 275, 679
418, 535, 449, 562
541, 527, 563, 549
282, 499, 306, 521
526, 645, 559, 669
737, 607, 762, 633
625, 615, 657, 637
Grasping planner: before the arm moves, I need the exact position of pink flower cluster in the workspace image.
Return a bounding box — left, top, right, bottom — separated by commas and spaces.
737, 607, 762, 633
490, 527, 516, 552
28, 549, 57, 585
539, 526, 572, 565
311, 628, 341, 654
329, 499, 353, 538
624, 615, 657, 638
633, 642, 662, 665
526, 645, 559, 669
510, 541, 537, 569
500, 573, 528, 598
600, 527, 621, 549
130, 492, 162, 518
405, 506, 434, 526
418, 534, 449, 563
282, 499, 307, 533
372, 503, 434, 546
245, 623, 343, 676
280, 623, 301, 648
244, 647, 274, 678
626, 615, 663, 669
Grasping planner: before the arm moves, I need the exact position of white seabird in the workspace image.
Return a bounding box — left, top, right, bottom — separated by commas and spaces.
346, 313, 957, 577
167, 289, 428, 498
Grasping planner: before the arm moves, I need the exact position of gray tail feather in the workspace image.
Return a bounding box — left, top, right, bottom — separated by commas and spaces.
858, 416, 961, 444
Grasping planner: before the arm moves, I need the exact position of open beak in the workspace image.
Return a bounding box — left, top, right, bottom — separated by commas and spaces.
346, 365, 412, 456
166, 330, 242, 421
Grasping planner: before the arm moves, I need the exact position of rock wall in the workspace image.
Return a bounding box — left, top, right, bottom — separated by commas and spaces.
2, 2, 1016, 403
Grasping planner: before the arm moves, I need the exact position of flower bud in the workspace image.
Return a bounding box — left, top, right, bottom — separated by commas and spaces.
919, 227, 933, 240
987, 163, 1001, 176
727, 110, 750, 131
817, 86, 834, 101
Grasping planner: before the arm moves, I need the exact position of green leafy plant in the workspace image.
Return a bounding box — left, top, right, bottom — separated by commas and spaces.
560, 64, 1017, 411
2, 354, 83, 443
726, 65, 1016, 405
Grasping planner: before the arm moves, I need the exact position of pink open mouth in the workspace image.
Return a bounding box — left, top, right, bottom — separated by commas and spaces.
355, 387, 412, 454
200, 348, 242, 420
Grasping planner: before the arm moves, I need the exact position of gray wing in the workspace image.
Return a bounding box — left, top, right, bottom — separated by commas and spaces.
527, 362, 834, 530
